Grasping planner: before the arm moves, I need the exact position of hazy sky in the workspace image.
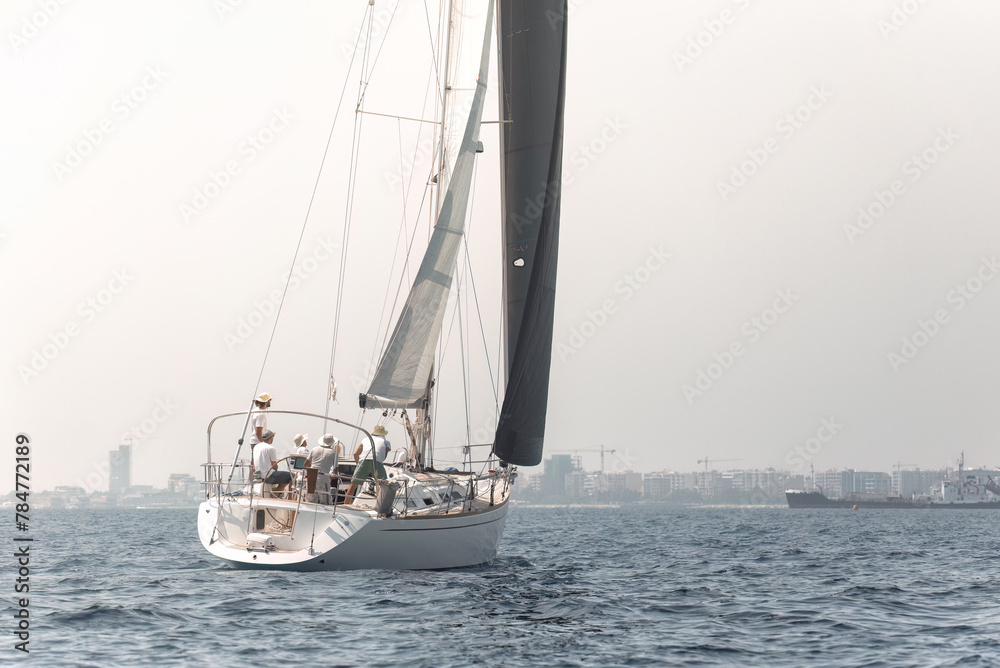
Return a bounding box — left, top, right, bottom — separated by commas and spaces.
4, 0, 1000, 493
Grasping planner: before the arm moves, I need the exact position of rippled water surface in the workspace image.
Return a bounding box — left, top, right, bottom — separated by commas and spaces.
14, 506, 1000, 666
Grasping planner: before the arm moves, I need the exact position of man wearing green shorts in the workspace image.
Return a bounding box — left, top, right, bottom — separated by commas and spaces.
345, 425, 390, 504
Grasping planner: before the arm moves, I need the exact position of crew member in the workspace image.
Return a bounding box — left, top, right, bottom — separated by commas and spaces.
346, 425, 391, 504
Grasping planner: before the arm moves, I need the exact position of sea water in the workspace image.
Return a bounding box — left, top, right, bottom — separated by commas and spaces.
9, 506, 1000, 666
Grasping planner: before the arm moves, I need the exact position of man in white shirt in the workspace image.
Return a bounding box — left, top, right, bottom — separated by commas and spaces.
253, 430, 291, 496
305, 434, 342, 503
346, 425, 391, 504
248, 393, 272, 448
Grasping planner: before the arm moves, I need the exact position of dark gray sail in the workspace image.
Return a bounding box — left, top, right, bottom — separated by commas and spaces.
492, 1, 567, 466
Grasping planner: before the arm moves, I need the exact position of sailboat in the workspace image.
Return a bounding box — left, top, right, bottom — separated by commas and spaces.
197, 0, 567, 570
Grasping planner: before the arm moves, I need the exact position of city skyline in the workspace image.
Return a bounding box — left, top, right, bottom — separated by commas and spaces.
5, 1, 1000, 493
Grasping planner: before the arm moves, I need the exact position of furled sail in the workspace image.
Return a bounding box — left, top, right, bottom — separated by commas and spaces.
492, 1, 567, 466
361, 0, 497, 411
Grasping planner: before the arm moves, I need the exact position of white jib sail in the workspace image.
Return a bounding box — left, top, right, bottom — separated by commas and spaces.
363, 0, 496, 410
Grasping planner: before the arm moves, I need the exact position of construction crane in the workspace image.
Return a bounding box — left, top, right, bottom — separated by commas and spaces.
551, 445, 617, 473
696, 457, 742, 473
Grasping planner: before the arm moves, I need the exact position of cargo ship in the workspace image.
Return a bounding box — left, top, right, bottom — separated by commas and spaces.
787, 454, 1000, 509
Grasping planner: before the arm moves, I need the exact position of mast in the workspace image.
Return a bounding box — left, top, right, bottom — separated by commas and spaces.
361, 0, 497, 438
419, 0, 455, 469
435, 0, 455, 206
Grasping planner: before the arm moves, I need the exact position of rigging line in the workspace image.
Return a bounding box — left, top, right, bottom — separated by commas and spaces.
366, 0, 401, 81
361, 119, 410, 402
324, 1, 377, 416
357, 109, 438, 124
376, 120, 411, 361
368, 111, 450, 382
422, 0, 447, 111
447, 2, 468, 141
399, 61, 442, 290
432, 161, 483, 402
367, 28, 450, 387
432, 173, 498, 430
436, 227, 473, 367
328, 4, 377, 411
432, 261, 468, 455
238, 0, 373, 435
368, 156, 437, 382
457, 169, 474, 451
353, 3, 379, 110
455, 255, 473, 450
364, 59, 435, 389
461, 159, 499, 407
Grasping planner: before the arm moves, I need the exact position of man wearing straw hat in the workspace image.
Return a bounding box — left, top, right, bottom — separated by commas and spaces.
345, 425, 391, 504
248, 393, 272, 448
305, 434, 342, 504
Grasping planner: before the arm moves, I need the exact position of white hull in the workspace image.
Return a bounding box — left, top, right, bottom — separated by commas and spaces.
198, 495, 509, 571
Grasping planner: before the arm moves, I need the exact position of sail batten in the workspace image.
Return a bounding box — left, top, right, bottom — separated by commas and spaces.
492, 0, 567, 466
362, 0, 497, 411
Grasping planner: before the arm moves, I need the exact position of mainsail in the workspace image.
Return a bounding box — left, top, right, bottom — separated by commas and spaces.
361, 0, 497, 411
492, 1, 568, 466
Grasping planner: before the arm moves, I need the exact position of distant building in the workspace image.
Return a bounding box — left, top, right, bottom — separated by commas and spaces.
521, 472, 543, 494
168, 473, 200, 498
596, 471, 642, 496
643, 473, 677, 499
565, 471, 594, 498
51, 486, 91, 508
109, 444, 132, 497
893, 468, 947, 497
814, 469, 891, 497
725, 468, 781, 494
696, 471, 721, 497
544, 454, 576, 496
